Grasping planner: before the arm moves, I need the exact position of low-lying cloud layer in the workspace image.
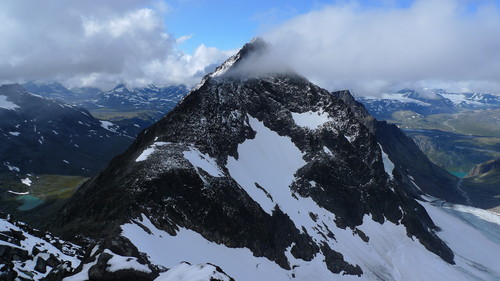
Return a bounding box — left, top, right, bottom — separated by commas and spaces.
0, 0, 234, 89
263, 0, 500, 96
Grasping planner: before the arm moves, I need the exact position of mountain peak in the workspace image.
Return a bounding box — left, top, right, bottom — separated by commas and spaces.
209, 37, 269, 78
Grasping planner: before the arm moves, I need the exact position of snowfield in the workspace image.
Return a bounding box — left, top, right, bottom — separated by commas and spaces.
227, 116, 306, 214
122, 202, 500, 281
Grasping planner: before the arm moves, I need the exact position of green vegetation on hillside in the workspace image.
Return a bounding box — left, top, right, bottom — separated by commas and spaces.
0, 174, 87, 213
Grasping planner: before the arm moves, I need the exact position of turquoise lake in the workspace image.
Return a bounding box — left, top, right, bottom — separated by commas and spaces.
17, 195, 44, 211
450, 171, 468, 178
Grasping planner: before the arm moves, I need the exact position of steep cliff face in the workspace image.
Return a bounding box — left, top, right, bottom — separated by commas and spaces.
46, 39, 500, 281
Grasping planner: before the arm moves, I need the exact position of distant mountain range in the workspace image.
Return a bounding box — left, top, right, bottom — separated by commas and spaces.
22, 82, 189, 137
82, 84, 188, 112
22, 82, 188, 112
358, 88, 500, 120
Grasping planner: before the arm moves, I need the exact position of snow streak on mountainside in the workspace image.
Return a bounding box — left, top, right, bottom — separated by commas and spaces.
51, 39, 500, 281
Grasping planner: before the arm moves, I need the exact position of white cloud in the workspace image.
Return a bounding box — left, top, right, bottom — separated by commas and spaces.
263, 0, 500, 95
176, 34, 194, 44
0, 0, 233, 89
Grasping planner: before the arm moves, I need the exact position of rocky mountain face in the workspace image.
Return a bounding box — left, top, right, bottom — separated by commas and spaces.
0, 84, 131, 178
35, 39, 500, 280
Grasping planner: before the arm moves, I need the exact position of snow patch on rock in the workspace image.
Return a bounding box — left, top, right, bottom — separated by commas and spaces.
0, 95, 20, 110
378, 144, 395, 180
183, 147, 224, 177
104, 249, 152, 273
291, 110, 331, 130
136, 142, 170, 162
21, 177, 32, 186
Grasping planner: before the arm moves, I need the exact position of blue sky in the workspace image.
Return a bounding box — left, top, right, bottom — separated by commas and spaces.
164, 0, 320, 53
164, 0, 416, 53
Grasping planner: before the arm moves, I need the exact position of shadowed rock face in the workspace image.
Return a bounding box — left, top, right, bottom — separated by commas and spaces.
52, 39, 458, 276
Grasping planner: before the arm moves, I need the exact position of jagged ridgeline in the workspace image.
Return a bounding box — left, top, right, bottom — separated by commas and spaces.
49, 38, 487, 280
